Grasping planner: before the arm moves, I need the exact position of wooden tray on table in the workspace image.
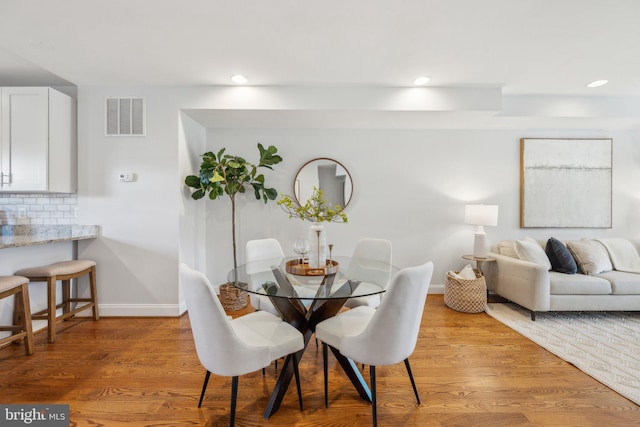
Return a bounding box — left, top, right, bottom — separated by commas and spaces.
285, 260, 339, 276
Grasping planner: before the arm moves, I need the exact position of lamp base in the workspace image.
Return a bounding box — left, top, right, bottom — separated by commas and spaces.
473, 231, 488, 258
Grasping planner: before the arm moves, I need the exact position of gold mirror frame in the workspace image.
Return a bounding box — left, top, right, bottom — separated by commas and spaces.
293, 158, 353, 209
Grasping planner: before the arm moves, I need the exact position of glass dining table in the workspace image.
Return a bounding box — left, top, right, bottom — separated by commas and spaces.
227, 255, 399, 419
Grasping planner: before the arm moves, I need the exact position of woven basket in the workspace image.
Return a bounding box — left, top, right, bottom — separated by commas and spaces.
444, 270, 487, 313
219, 283, 248, 311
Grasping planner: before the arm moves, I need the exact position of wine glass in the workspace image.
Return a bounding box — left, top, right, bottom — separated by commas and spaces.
294, 238, 309, 265
300, 239, 309, 264
292, 239, 303, 264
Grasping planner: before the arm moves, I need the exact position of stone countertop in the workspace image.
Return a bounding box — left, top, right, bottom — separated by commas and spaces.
0, 225, 99, 249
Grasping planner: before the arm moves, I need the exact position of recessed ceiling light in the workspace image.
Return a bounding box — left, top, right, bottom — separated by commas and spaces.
413, 76, 431, 86
230, 74, 248, 85
586, 79, 608, 88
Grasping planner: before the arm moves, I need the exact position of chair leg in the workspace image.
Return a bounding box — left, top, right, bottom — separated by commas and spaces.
198, 370, 211, 408
404, 358, 420, 404
322, 342, 329, 408
370, 365, 377, 427
291, 353, 303, 411
230, 376, 239, 427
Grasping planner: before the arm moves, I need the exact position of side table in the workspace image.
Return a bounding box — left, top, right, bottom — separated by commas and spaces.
462, 254, 497, 301
461, 254, 496, 275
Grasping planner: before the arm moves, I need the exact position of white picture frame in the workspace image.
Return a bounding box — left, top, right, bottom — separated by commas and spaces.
520, 138, 612, 228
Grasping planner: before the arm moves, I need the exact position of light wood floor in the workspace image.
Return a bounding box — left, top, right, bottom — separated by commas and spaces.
1, 295, 638, 426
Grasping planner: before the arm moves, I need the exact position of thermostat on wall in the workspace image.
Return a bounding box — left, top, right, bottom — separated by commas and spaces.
119, 172, 134, 182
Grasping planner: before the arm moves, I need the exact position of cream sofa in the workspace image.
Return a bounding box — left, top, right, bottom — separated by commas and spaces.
483, 237, 640, 320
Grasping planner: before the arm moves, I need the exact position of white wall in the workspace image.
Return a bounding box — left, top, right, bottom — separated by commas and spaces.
76, 86, 187, 316
178, 112, 206, 313
202, 128, 640, 290
67, 85, 640, 317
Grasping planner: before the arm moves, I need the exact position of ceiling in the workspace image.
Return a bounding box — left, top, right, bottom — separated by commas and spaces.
1, 1, 639, 129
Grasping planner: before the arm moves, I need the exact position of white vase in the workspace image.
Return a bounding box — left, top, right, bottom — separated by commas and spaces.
308, 222, 327, 268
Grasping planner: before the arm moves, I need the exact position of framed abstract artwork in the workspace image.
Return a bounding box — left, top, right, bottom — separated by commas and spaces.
520, 138, 612, 228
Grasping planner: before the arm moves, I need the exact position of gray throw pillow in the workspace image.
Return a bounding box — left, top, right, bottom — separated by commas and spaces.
545, 237, 578, 274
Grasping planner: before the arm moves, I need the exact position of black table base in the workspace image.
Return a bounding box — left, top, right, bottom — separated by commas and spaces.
263, 271, 371, 418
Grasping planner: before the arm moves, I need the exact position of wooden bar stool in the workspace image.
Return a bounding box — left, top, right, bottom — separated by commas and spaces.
0, 276, 34, 355
15, 260, 98, 343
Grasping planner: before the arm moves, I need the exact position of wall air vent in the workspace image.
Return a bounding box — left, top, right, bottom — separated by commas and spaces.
105, 97, 146, 136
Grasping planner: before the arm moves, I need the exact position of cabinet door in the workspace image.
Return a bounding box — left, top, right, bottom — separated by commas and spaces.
1, 87, 49, 191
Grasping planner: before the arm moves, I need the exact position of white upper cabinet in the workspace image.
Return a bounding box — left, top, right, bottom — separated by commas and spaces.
0, 87, 77, 193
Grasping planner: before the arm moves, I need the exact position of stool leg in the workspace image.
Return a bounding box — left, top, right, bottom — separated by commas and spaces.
62, 279, 71, 319
89, 266, 99, 320
47, 277, 57, 343
18, 284, 34, 355
12, 291, 24, 335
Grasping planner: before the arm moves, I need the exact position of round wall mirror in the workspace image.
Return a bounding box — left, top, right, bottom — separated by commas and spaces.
294, 158, 353, 209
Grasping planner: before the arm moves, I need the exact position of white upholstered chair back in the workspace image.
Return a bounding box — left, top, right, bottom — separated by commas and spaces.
344, 238, 393, 309
340, 261, 433, 366
353, 238, 392, 263
245, 238, 285, 314
246, 238, 285, 267
349, 238, 392, 287
180, 263, 271, 376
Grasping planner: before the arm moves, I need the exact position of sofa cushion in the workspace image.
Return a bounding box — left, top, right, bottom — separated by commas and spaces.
594, 271, 640, 295
596, 238, 640, 272
545, 237, 578, 274
514, 237, 551, 270
566, 239, 613, 275
549, 271, 612, 295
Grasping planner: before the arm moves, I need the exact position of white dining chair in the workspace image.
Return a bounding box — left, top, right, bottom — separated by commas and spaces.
246, 238, 285, 316
180, 263, 304, 426
315, 261, 434, 427
343, 238, 392, 309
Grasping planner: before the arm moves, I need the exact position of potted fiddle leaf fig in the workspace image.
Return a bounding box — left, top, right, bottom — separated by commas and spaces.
184, 143, 282, 309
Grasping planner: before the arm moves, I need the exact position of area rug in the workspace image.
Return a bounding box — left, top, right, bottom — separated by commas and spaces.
485, 303, 640, 406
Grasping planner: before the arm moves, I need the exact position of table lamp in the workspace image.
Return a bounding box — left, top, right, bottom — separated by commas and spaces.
465, 204, 499, 258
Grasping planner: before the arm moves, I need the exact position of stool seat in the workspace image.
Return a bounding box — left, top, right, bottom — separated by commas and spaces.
15, 260, 97, 278
0, 276, 34, 355
0, 275, 29, 292
16, 260, 98, 343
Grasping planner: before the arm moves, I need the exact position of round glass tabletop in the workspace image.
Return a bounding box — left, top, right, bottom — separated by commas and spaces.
227, 256, 399, 300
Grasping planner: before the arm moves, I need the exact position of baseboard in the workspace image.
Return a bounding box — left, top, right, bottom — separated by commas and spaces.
75, 304, 182, 317
429, 283, 444, 294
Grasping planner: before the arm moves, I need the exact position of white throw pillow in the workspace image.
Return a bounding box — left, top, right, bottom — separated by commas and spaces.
448, 264, 477, 281
458, 264, 477, 280
514, 237, 552, 270
566, 239, 613, 275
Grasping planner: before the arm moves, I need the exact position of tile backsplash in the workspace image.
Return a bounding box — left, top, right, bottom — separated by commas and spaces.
0, 193, 77, 225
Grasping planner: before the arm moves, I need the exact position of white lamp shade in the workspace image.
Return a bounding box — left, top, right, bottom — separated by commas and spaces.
464, 204, 499, 227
